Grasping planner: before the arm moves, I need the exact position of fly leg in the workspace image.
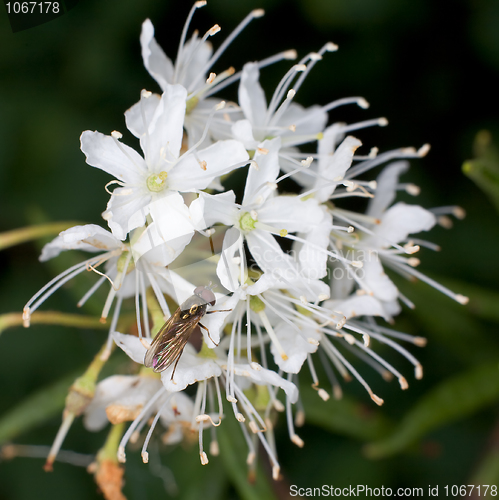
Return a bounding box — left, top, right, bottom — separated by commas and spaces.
199, 322, 219, 347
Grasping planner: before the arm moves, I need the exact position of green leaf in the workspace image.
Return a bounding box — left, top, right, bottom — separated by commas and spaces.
463, 130, 499, 213
469, 448, 499, 487
364, 362, 499, 459
300, 388, 392, 441
217, 408, 277, 500
0, 373, 78, 445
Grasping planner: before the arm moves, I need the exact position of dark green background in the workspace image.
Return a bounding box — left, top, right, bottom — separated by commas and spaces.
1, 0, 498, 499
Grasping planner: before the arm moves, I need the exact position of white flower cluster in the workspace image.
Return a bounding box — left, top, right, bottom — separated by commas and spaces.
23, 2, 468, 480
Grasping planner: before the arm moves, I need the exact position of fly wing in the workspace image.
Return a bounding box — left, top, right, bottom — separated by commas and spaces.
144, 309, 197, 373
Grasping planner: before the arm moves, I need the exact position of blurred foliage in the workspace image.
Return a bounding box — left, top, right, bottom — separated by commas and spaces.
1, 0, 499, 499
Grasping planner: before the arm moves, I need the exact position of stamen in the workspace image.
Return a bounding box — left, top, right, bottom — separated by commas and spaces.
141, 394, 173, 464
118, 388, 163, 463
44, 412, 75, 471
258, 310, 288, 360
174, 1, 207, 83
189, 8, 265, 92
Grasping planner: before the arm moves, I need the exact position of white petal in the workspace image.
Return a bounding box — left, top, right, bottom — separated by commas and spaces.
84, 375, 139, 431
296, 207, 332, 279
257, 195, 324, 233
161, 349, 222, 392
113, 331, 147, 364
242, 137, 281, 206
329, 261, 355, 300
370, 202, 437, 247
367, 161, 409, 219
103, 187, 151, 241
145, 84, 187, 166
238, 63, 267, 128
271, 323, 320, 374
315, 135, 362, 202
140, 19, 174, 90
278, 102, 327, 139
168, 140, 249, 192
201, 293, 242, 347
125, 92, 161, 139
230, 119, 259, 150
216, 228, 244, 293
39, 224, 122, 262
189, 191, 239, 230
234, 363, 299, 403
80, 131, 147, 183
180, 36, 213, 89
324, 294, 389, 321
361, 256, 398, 302
157, 391, 194, 427
131, 193, 195, 265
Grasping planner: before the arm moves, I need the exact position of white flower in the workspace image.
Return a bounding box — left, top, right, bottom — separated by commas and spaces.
23, 224, 198, 358
141, 5, 265, 148
113, 331, 297, 476
329, 161, 440, 311
191, 138, 331, 288
81, 85, 249, 241
225, 61, 327, 152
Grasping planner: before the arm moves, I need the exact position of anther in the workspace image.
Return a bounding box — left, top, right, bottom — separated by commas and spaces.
291, 434, 305, 447
453, 207, 466, 219
111, 130, 122, 139
415, 364, 423, 379
317, 389, 330, 401
325, 42, 338, 51
200, 452, 209, 465
406, 183, 420, 196
358, 97, 369, 109
206, 73, 216, 84
22, 306, 31, 327
208, 25, 221, 36
141, 451, 149, 463
273, 400, 285, 412
257, 147, 269, 155
399, 377, 408, 390
344, 333, 356, 345
418, 144, 431, 156
414, 337, 427, 347
300, 156, 313, 167
283, 49, 297, 59
210, 441, 219, 456
247, 452, 256, 465
370, 394, 384, 406
378, 117, 388, 126
251, 8, 265, 17
141, 89, 152, 99
249, 421, 259, 434
456, 294, 469, 305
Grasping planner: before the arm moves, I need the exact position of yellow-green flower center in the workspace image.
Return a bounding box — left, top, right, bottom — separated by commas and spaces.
239, 212, 257, 232
146, 171, 168, 192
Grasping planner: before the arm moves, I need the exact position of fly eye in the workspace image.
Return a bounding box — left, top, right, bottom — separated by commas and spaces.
189, 305, 198, 315
194, 286, 216, 307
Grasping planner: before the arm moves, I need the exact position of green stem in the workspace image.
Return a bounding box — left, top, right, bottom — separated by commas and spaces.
0, 311, 108, 336
0, 221, 83, 251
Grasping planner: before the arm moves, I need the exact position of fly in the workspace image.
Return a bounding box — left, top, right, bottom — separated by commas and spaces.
144, 285, 228, 380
